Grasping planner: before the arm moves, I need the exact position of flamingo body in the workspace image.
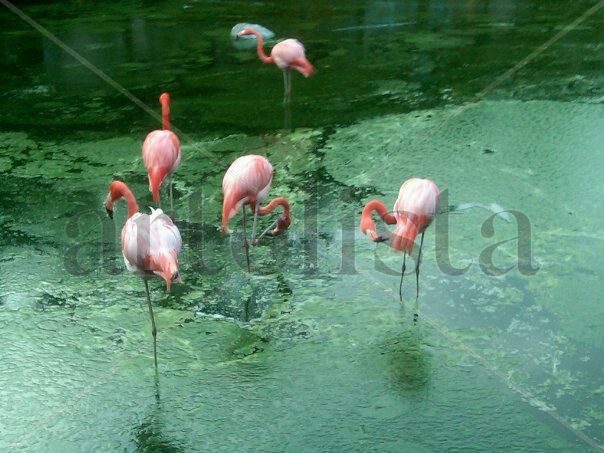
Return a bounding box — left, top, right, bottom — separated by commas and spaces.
121, 209, 182, 288
142, 93, 181, 204
222, 155, 273, 232
271, 39, 314, 77
106, 181, 181, 289
392, 178, 440, 254
142, 130, 181, 203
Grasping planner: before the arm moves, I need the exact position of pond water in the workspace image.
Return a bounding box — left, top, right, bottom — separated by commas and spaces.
1, 0, 603, 451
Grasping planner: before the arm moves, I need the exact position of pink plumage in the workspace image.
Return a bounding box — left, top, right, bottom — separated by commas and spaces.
142, 93, 181, 204
271, 39, 314, 77
121, 209, 182, 289
360, 177, 440, 302
222, 155, 273, 232
392, 178, 440, 254
105, 181, 182, 290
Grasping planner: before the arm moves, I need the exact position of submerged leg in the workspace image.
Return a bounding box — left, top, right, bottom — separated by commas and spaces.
283, 101, 292, 130
242, 207, 251, 272
251, 204, 260, 246
399, 251, 407, 302
283, 69, 292, 103
415, 232, 425, 299
144, 279, 158, 370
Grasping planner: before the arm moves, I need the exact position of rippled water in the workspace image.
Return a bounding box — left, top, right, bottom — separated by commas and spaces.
1, 1, 603, 451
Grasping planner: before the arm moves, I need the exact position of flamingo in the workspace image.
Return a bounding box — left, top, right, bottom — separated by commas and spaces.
361, 178, 440, 304
142, 92, 181, 212
105, 181, 182, 369
236, 27, 315, 102
222, 155, 291, 271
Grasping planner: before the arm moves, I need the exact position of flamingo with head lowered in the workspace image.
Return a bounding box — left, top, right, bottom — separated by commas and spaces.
236, 27, 315, 102
142, 93, 181, 212
361, 178, 440, 306
105, 181, 182, 369
222, 155, 291, 271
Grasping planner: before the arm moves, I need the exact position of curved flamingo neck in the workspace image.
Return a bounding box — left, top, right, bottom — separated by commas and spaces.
111, 181, 139, 218
160, 97, 171, 130
258, 197, 289, 216
362, 200, 396, 225
249, 30, 273, 64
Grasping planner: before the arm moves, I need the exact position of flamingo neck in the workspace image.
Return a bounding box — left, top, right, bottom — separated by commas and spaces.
112, 181, 139, 218
161, 99, 171, 130
250, 30, 273, 64
258, 197, 289, 216
362, 200, 396, 225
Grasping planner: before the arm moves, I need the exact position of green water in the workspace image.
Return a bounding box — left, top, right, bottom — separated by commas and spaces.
1, 1, 603, 451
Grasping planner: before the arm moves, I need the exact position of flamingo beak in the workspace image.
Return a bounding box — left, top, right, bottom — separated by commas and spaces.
105, 194, 114, 219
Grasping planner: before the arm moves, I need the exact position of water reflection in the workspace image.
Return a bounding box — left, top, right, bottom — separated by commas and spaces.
379, 328, 432, 394
133, 376, 185, 452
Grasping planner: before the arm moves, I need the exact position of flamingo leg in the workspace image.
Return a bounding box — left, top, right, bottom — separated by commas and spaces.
242, 207, 251, 272
415, 231, 425, 299
251, 204, 260, 246
244, 295, 250, 323
144, 279, 158, 370
413, 231, 425, 323
283, 69, 292, 103
399, 251, 406, 302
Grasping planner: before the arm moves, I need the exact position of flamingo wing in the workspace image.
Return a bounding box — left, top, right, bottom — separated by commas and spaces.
121, 213, 152, 274
149, 208, 182, 255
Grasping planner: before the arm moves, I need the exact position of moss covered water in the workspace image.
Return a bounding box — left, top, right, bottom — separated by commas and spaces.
1, 1, 603, 451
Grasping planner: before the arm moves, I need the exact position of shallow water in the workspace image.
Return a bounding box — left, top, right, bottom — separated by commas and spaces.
1, 1, 603, 451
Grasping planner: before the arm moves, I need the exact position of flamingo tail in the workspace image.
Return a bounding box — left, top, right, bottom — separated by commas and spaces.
222, 191, 240, 233
291, 58, 315, 78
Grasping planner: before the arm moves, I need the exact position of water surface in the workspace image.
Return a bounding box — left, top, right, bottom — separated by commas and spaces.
1, 0, 603, 451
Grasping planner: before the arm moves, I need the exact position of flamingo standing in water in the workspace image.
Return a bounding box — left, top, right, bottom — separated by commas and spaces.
236, 28, 315, 102
361, 178, 440, 304
105, 181, 182, 369
222, 155, 291, 271
142, 93, 181, 212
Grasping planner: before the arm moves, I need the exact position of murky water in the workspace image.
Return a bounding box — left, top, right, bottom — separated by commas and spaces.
1, 1, 603, 451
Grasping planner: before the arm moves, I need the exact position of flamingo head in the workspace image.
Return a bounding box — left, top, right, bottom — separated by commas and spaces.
236, 28, 257, 39
159, 92, 170, 105
105, 181, 124, 219
154, 255, 180, 292
272, 213, 291, 236
360, 213, 380, 241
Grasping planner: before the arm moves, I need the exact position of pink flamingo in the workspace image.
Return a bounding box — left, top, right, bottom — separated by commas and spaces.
236, 28, 315, 102
105, 181, 182, 369
361, 178, 440, 303
142, 92, 181, 212
222, 155, 291, 271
